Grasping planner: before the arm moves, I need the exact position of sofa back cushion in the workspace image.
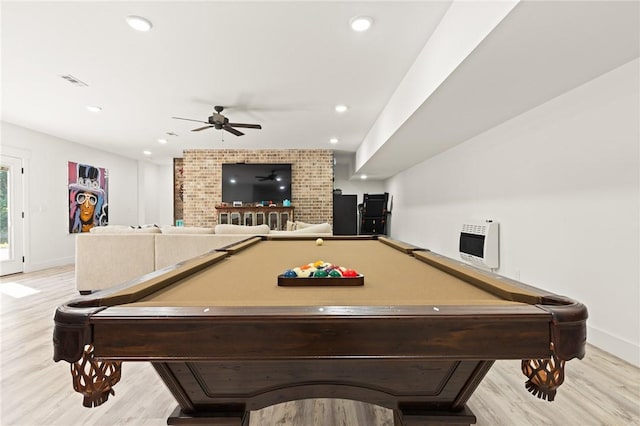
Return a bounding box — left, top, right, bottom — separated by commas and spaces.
161, 226, 215, 234
89, 225, 161, 234
75, 234, 156, 291
214, 224, 270, 234
155, 234, 249, 269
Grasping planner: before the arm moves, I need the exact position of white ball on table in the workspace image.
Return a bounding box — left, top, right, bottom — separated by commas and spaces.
316, 238, 323, 246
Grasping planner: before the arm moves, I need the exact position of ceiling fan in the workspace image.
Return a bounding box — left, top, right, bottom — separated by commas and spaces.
256, 170, 281, 181
172, 106, 262, 136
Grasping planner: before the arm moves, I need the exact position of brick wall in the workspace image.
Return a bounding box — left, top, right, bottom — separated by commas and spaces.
173, 158, 184, 223
182, 149, 334, 227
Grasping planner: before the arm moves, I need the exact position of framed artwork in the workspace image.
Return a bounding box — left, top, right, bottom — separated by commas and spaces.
68, 162, 108, 233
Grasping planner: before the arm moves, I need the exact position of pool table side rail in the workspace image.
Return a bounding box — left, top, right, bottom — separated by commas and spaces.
53, 249, 234, 363
261, 235, 422, 255
54, 237, 586, 365
413, 250, 588, 361
87, 306, 554, 361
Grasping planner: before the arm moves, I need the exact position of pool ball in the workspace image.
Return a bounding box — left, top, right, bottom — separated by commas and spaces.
328, 269, 342, 277
314, 269, 329, 278
283, 269, 297, 278
316, 238, 323, 246
298, 268, 314, 278
342, 269, 358, 277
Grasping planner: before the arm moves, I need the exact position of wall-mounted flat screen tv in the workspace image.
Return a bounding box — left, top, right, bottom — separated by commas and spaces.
222, 163, 292, 204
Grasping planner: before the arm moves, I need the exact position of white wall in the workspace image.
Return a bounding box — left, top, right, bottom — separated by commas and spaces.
138, 161, 174, 226
334, 162, 386, 205
386, 59, 639, 366
0, 122, 163, 271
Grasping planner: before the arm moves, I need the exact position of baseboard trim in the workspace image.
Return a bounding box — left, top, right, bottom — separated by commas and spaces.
25, 257, 74, 273
588, 325, 639, 367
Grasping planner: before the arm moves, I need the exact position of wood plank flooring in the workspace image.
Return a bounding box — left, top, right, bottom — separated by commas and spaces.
1, 265, 638, 426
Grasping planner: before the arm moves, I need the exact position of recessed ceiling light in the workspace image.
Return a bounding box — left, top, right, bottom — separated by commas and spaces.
329, 138, 339, 144
229, 178, 237, 184
157, 138, 168, 144
335, 104, 348, 113
143, 150, 152, 156
86, 105, 102, 113
126, 15, 153, 32
360, 175, 368, 180
350, 16, 373, 32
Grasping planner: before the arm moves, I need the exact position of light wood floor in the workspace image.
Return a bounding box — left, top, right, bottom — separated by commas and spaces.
1, 265, 638, 426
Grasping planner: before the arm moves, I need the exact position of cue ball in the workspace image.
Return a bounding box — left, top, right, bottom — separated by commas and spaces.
316, 238, 323, 246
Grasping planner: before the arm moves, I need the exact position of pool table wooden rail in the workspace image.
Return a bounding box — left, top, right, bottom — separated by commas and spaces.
412, 249, 587, 361
53, 236, 587, 425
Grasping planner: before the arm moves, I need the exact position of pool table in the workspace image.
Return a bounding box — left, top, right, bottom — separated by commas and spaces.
54, 236, 587, 425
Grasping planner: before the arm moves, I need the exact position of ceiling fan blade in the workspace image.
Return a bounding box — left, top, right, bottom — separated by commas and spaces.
227, 123, 262, 129
192, 125, 214, 132
172, 116, 208, 124
223, 125, 244, 136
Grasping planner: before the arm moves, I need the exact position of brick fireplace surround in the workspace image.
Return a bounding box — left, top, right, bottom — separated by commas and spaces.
176, 149, 334, 228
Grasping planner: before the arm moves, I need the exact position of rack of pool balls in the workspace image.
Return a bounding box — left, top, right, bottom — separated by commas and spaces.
278, 261, 363, 286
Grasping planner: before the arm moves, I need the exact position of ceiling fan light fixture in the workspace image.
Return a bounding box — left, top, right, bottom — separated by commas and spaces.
360, 175, 368, 180
350, 16, 373, 32
126, 15, 153, 32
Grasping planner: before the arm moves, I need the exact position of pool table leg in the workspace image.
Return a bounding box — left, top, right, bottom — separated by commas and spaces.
393, 405, 476, 426
167, 406, 250, 426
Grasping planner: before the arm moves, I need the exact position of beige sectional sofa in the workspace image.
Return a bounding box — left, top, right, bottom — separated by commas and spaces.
75, 222, 332, 293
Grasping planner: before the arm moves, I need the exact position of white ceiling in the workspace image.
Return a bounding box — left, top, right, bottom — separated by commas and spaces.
2, 1, 639, 179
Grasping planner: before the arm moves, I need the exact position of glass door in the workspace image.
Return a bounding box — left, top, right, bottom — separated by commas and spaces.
1, 155, 24, 276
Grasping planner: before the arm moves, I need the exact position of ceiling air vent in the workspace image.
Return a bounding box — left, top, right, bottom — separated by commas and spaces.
60, 74, 88, 87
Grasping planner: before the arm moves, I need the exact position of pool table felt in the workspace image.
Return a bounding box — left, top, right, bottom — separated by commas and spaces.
124, 239, 540, 307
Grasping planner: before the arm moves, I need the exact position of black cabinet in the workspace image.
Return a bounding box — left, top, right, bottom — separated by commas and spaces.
332, 194, 357, 235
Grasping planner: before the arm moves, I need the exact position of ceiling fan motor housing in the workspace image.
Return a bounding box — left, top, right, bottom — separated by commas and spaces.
208, 113, 228, 127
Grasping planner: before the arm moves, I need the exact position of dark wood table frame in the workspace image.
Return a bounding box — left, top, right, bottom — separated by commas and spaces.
53, 236, 587, 426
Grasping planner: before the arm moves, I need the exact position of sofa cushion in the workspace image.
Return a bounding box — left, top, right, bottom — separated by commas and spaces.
75, 234, 156, 291
291, 223, 332, 234
134, 227, 162, 233
161, 226, 215, 234
89, 225, 161, 234
155, 234, 249, 269
294, 221, 315, 229
214, 224, 270, 234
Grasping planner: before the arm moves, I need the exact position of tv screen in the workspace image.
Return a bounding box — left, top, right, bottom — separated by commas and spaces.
222, 163, 292, 204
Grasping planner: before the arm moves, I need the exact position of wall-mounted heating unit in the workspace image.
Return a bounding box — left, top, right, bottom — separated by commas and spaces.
459, 221, 499, 269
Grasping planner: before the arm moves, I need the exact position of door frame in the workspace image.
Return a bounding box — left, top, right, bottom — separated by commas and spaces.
1, 153, 25, 275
